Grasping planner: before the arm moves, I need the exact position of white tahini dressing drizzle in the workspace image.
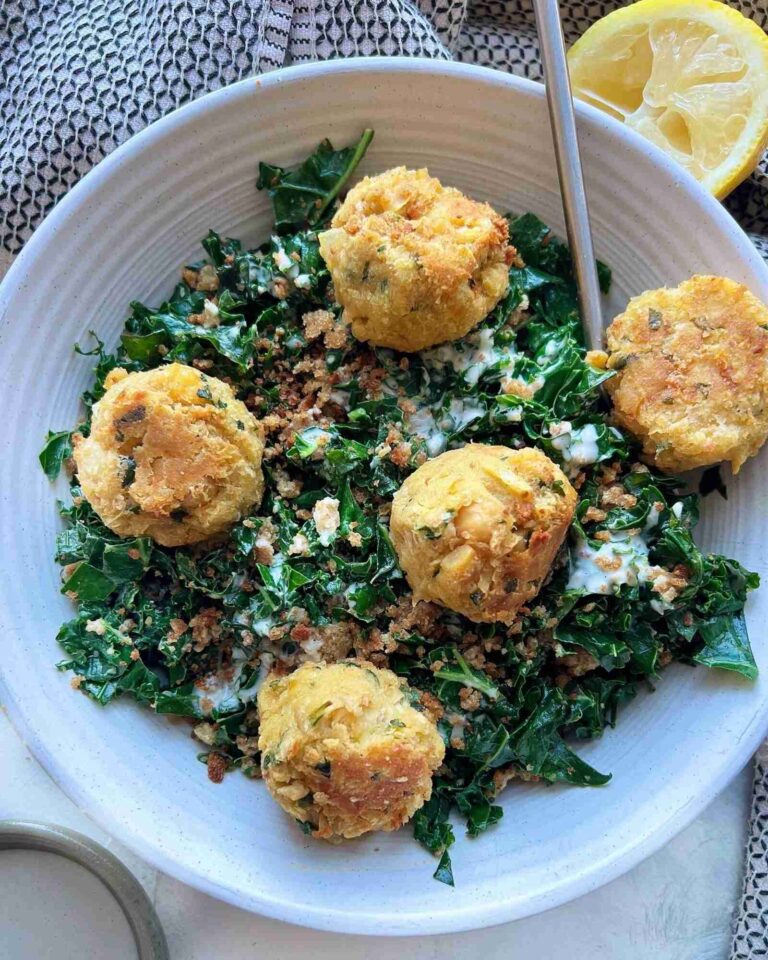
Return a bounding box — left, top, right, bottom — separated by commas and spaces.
439, 397, 485, 432
423, 328, 518, 386
251, 616, 276, 637
406, 404, 447, 457
550, 421, 600, 475
192, 667, 244, 715
405, 396, 486, 457
271, 237, 309, 290
567, 500, 666, 597
192, 648, 274, 716
567, 531, 651, 596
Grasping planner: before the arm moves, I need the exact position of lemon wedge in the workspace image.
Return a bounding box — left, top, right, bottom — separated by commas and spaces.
567, 0, 768, 198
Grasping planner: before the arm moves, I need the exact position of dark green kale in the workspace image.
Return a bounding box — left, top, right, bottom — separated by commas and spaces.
509, 213, 612, 295
257, 130, 374, 234
39, 430, 73, 480
41, 138, 759, 886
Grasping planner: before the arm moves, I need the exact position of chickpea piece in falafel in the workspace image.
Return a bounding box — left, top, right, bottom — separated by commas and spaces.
73, 363, 264, 546
257, 660, 444, 841
605, 275, 768, 474
389, 444, 577, 624
318, 167, 514, 352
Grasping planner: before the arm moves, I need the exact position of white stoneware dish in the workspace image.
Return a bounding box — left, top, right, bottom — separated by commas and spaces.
0, 59, 767, 936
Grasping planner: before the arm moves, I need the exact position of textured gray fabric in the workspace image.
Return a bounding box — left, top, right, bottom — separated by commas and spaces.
0, 0, 766, 950
732, 740, 768, 957
3, 0, 768, 256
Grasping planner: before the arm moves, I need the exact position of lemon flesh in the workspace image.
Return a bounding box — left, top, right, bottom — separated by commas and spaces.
568, 0, 768, 198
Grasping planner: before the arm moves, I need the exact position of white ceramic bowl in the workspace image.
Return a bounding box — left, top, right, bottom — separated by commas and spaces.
1, 59, 767, 936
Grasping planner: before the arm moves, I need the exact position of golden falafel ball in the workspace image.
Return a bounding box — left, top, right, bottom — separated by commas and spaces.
73, 363, 264, 546
257, 660, 444, 841
605, 276, 768, 474
318, 167, 513, 352
390, 444, 577, 623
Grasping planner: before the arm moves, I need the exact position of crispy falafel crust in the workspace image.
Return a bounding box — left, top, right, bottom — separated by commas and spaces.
73, 363, 264, 546
257, 660, 445, 840
389, 444, 577, 624
605, 276, 768, 474
318, 167, 515, 352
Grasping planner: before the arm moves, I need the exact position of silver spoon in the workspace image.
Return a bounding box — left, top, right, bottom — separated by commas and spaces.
532, 0, 604, 351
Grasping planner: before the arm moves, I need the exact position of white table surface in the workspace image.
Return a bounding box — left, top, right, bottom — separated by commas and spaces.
0, 703, 752, 960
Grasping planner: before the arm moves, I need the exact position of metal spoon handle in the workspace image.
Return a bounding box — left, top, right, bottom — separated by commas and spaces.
532, 0, 604, 351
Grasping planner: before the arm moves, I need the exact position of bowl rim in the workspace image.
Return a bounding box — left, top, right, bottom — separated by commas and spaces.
2, 56, 768, 936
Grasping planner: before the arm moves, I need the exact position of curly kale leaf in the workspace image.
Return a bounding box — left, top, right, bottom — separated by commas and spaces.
122, 289, 256, 370
408, 647, 611, 879
511, 685, 611, 786
257, 130, 374, 233
509, 212, 611, 294
57, 614, 162, 705
651, 513, 759, 679
39, 430, 73, 480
